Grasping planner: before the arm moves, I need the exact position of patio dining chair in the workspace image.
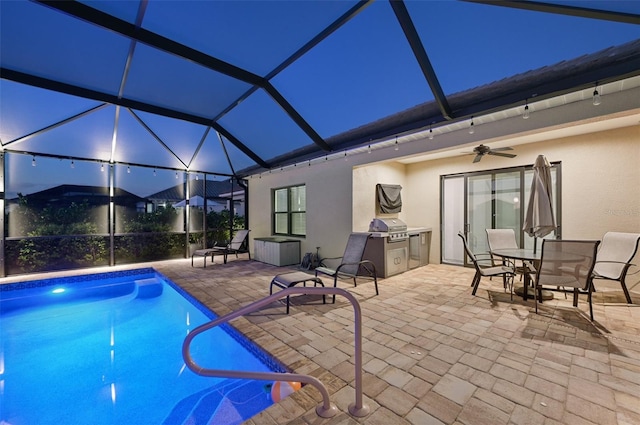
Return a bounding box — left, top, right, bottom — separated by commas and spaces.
314, 233, 378, 303
592, 232, 640, 304
458, 231, 516, 298
486, 228, 525, 279
524, 239, 600, 320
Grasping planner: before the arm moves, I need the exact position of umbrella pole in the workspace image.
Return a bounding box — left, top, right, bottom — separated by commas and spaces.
533, 237, 538, 254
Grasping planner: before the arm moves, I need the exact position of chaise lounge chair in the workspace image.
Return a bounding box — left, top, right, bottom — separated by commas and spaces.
210, 229, 251, 264
191, 229, 251, 267
191, 247, 218, 268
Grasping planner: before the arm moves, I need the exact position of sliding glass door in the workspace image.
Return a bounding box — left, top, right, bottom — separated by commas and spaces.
441, 164, 560, 265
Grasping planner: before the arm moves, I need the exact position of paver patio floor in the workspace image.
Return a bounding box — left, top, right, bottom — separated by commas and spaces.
151, 258, 640, 425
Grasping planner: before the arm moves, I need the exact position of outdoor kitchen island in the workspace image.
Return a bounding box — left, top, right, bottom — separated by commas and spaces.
363, 218, 431, 278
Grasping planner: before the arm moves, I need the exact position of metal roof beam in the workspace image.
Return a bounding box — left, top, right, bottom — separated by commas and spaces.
263, 83, 331, 151
4, 102, 109, 147
463, 0, 640, 25
266, 1, 374, 80
36, 0, 263, 86
127, 109, 189, 170
390, 0, 453, 120
36, 0, 328, 157
1, 68, 270, 169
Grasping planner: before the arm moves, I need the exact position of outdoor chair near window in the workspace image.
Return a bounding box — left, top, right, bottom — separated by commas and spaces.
524, 239, 600, 321
191, 230, 251, 267
592, 232, 640, 304
210, 229, 251, 264
314, 233, 378, 303
486, 228, 525, 279
458, 231, 516, 298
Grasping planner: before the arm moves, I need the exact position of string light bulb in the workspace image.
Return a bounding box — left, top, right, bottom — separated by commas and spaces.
523, 100, 530, 119
468, 117, 475, 134
175, 171, 178, 179
592, 85, 601, 105
101, 163, 104, 172
32, 156, 36, 167
153, 169, 156, 177
394, 136, 399, 151
429, 124, 434, 140
127, 166, 131, 174
367, 145, 372, 154
70, 160, 75, 169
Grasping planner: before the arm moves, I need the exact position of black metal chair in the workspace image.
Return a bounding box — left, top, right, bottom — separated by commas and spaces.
315, 233, 378, 303
458, 231, 516, 298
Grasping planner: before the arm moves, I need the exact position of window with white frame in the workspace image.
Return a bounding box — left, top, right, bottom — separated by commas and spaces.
273, 184, 306, 236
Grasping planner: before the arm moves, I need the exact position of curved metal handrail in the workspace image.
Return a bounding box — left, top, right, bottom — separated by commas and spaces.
182, 286, 369, 418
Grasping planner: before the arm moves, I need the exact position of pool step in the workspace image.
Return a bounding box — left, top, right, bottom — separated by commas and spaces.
163, 379, 272, 425
134, 277, 163, 298
1, 276, 165, 314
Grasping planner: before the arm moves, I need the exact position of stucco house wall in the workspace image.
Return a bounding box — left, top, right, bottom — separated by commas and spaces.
402, 125, 639, 263
249, 123, 639, 267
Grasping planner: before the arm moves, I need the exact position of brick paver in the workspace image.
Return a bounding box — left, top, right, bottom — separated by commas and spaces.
154, 260, 640, 424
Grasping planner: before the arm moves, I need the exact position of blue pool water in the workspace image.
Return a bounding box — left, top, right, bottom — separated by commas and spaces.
0, 268, 284, 425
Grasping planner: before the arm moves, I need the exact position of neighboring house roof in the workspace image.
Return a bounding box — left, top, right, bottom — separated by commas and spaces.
9, 184, 147, 207
146, 179, 243, 202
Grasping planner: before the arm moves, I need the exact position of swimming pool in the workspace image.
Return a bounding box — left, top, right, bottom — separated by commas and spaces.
0, 268, 285, 425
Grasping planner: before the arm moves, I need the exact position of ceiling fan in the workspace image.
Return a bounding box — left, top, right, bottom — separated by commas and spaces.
464, 144, 517, 163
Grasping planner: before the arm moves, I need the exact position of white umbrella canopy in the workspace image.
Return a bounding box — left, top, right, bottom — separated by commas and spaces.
523, 155, 557, 250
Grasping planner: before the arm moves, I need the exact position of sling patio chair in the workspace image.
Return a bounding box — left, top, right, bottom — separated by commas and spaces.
191, 230, 251, 267
592, 231, 640, 304
524, 239, 600, 321
191, 247, 218, 268
210, 229, 251, 264
314, 233, 378, 303
486, 228, 526, 280
458, 231, 516, 298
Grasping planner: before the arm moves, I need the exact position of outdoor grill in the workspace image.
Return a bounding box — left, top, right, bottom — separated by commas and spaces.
368, 218, 408, 242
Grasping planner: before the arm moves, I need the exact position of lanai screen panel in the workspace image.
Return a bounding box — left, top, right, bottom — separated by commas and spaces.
272, 1, 432, 141
1, 0, 639, 175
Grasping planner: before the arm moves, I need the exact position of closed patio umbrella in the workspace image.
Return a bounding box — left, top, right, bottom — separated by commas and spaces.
523, 155, 557, 252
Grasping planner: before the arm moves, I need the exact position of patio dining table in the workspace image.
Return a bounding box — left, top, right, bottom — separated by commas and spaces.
490, 248, 552, 301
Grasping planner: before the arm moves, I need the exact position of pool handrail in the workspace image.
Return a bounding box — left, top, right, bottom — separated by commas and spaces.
182, 286, 369, 419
